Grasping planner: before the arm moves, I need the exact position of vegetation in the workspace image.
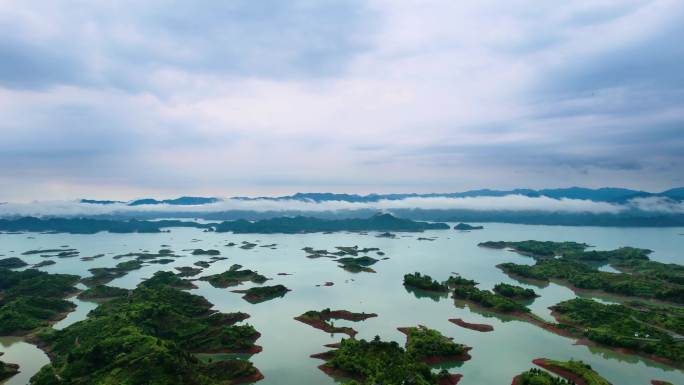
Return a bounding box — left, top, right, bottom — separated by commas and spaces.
338, 257, 378, 273
192, 249, 220, 256
453, 223, 483, 230
81, 260, 145, 286
0, 257, 28, 268
233, 284, 290, 303
552, 298, 684, 364
31, 274, 261, 384
318, 336, 458, 385
450, 276, 529, 313
403, 272, 448, 292
499, 257, 684, 304
295, 309, 377, 337
0, 353, 19, 382
214, 213, 449, 233
0, 268, 79, 335
533, 358, 612, 385
513, 368, 573, 385
0, 217, 213, 234
493, 283, 538, 299
199, 264, 268, 288
401, 325, 469, 361
479, 240, 589, 258
77, 285, 129, 300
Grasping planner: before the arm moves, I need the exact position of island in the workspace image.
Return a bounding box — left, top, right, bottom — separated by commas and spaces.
403, 272, 449, 292
0, 268, 79, 335
294, 308, 377, 337
199, 264, 268, 288
453, 223, 484, 230
530, 359, 612, 385
32, 260, 57, 268
451, 276, 530, 314
493, 283, 538, 300
550, 298, 684, 366
232, 284, 290, 303
337, 256, 378, 273
77, 284, 130, 301
192, 249, 220, 256
0, 216, 213, 234
29, 271, 263, 385
448, 318, 494, 332
0, 257, 28, 268
312, 333, 463, 385
0, 353, 19, 382
213, 213, 449, 233
397, 325, 472, 364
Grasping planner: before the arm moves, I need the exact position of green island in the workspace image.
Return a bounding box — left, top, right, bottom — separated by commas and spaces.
529, 358, 612, 385
0, 352, 19, 382
232, 284, 291, 303
192, 249, 221, 255
32, 260, 57, 268
337, 256, 379, 273
550, 298, 684, 365
479, 240, 590, 258
199, 264, 268, 288
0, 217, 213, 234
176, 266, 204, 277
450, 276, 530, 314
77, 284, 130, 301
0, 257, 28, 268
453, 223, 483, 230
81, 259, 146, 286
29, 272, 263, 385
312, 334, 463, 385
139, 271, 197, 290
403, 272, 449, 292
295, 309, 377, 337
0, 268, 79, 335
214, 213, 449, 233
398, 325, 471, 364
493, 283, 538, 299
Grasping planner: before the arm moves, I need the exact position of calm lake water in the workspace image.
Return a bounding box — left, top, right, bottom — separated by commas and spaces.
1, 223, 684, 385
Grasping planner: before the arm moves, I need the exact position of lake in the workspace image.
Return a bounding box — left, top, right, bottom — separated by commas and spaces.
1, 223, 683, 385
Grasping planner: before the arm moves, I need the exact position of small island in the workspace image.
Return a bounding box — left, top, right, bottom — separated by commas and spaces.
294, 308, 377, 337
232, 284, 290, 303
312, 333, 464, 385
0, 353, 19, 382
403, 272, 449, 292
530, 359, 612, 385
0, 257, 28, 268
493, 283, 538, 300
199, 264, 268, 288
448, 318, 494, 332
453, 223, 484, 230
77, 284, 130, 301
398, 325, 472, 364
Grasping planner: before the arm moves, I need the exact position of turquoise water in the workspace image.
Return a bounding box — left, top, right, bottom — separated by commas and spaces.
1, 223, 683, 385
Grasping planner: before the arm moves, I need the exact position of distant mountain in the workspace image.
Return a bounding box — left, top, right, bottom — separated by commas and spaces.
128, 196, 221, 206
232, 187, 684, 203
80, 199, 124, 205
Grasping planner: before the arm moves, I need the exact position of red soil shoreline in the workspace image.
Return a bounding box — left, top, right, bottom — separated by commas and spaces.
397, 327, 472, 363
230, 369, 265, 385
448, 318, 494, 332
532, 358, 588, 385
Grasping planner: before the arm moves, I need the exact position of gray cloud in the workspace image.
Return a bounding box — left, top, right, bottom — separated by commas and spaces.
0, 1, 683, 200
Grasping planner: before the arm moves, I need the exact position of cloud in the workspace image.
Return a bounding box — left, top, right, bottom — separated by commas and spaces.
0, 195, 636, 217
1, 1, 683, 200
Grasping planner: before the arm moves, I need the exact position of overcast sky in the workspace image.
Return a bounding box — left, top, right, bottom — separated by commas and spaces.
1, 0, 683, 201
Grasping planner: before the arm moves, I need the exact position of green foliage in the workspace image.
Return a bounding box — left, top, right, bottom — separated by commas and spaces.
0, 257, 28, 268
0, 357, 20, 382
326, 337, 441, 385
31, 274, 260, 384
515, 368, 572, 385
479, 240, 589, 258
499, 257, 684, 304
450, 277, 529, 313
199, 264, 268, 288
552, 298, 684, 363
538, 359, 611, 385
214, 213, 450, 233
403, 326, 468, 359
235, 284, 289, 303
403, 273, 448, 292
0, 268, 79, 335
493, 283, 538, 299
77, 285, 129, 300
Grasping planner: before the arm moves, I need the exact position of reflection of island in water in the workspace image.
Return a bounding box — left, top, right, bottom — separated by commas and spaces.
404, 286, 449, 302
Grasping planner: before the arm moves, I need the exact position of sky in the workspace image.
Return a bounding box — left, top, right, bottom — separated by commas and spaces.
1, 0, 683, 202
